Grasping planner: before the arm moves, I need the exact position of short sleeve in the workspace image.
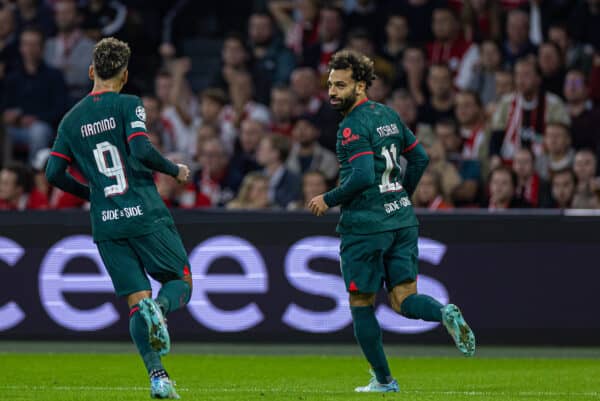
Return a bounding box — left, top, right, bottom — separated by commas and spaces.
50, 127, 73, 163
123, 96, 149, 143
340, 120, 372, 162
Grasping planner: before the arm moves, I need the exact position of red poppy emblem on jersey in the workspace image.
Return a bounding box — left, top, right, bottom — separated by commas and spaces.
343, 127, 352, 138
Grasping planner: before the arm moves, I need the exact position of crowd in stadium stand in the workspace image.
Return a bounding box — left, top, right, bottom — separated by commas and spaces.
1, 0, 599, 211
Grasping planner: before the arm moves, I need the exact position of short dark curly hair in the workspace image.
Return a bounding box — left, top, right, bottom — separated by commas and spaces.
328, 50, 376, 88
93, 37, 131, 80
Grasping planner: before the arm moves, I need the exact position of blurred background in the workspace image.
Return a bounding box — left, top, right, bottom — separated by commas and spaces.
0, 0, 599, 346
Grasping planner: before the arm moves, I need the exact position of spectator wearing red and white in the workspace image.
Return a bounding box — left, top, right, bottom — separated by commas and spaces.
537, 41, 566, 99
455, 90, 488, 163
142, 95, 176, 153
535, 123, 575, 181
490, 58, 570, 166
563, 69, 600, 153
419, 64, 456, 126
502, 9, 537, 68
287, 114, 338, 181
512, 147, 546, 207
541, 168, 576, 209
0, 162, 32, 210
289, 66, 340, 152
572, 149, 600, 209
485, 166, 530, 210
192, 138, 243, 207
221, 70, 271, 132
195, 88, 236, 155
302, 5, 344, 85
412, 169, 453, 210
27, 148, 87, 209
44, 0, 95, 104
427, 7, 472, 73
231, 118, 265, 177
459, 0, 502, 43
462, 40, 503, 105
160, 58, 200, 159
269, 84, 298, 138
269, 0, 321, 57
380, 14, 409, 67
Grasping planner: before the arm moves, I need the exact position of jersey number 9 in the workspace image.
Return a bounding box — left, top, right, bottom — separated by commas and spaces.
93, 141, 128, 197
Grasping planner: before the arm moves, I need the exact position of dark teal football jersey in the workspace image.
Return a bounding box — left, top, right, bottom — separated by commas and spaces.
50, 91, 174, 241
334, 99, 419, 234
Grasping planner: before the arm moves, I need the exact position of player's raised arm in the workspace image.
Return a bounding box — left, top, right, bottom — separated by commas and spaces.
46, 129, 90, 200
400, 128, 429, 197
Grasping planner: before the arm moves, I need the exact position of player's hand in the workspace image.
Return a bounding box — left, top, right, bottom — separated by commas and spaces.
176, 163, 190, 183
308, 194, 329, 216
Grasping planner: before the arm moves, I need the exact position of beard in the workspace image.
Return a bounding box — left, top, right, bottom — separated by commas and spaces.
330, 91, 357, 114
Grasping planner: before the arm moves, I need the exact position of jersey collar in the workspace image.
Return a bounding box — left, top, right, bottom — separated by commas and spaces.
347, 97, 369, 116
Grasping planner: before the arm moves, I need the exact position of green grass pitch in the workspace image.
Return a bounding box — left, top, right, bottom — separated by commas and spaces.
2, 343, 599, 401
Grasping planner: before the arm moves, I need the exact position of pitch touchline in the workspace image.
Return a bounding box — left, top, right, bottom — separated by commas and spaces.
1, 385, 599, 398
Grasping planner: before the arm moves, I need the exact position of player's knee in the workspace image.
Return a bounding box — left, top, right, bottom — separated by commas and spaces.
389, 282, 417, 314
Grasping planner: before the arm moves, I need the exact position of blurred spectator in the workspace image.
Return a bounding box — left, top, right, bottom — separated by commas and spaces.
490, 58, 569, 166
548, 22, 594, 74
247, 11, 296, 104
256, 134, 301, 208
535, 123, 574, 181
572, 148, 600, 209
269, 0, 321, 56
427, 7, 471, 73
154, 69, 173, 109
420, 63, 455, 125
396, 46, 429, 106
518, 0, 575, 47
221, 70, 271, 131
541, 168, 575, 208
81, 0, 127, 42
211, 32, 251, 95
287, 114, 338, 181
460, 0, 501, 42
142, 95, 175, 153
343, 0, 382, 36
193, 123, 219, 163
569, 0, 600, 52
27, 147, 86, 209
385, 0, 443, 44
160, 58, 200, 160
563, 68, 600, 154
288, 170, 329, 211
502, 9, 537, 68
195, 88, 235, 154
192, 137, 243, 207
455, 90, 488, 164
367, 76, 391, 104
0, 161, 32, 210
537, 41, 565, 98
435, 118, 481, 206
226, 171, 272, 210
0, 6, 19, 77
44, 0, 94, 104
464, 40, 503, 105
512, 147, 546, 207
289, 66, 340, 151
380, 14, 409, 67
419, 133, 462, 200
269, 84, 297, 137
14, 0, 55, 38
231, 118, 265, 177
302, 5, 344, 85
412, 168, 453, 210
390, 89, 421, 133
485, 68, 514, 118
485, 165, 530, 209
2, 27, 67, 163
347, 28, 395, 84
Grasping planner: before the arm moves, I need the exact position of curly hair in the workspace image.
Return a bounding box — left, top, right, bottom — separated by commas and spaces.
328, 50, 376, 88
93, 37, 131, 80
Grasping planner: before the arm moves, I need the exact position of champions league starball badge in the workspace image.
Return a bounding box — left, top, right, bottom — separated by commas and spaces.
135, 106, 146, 122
